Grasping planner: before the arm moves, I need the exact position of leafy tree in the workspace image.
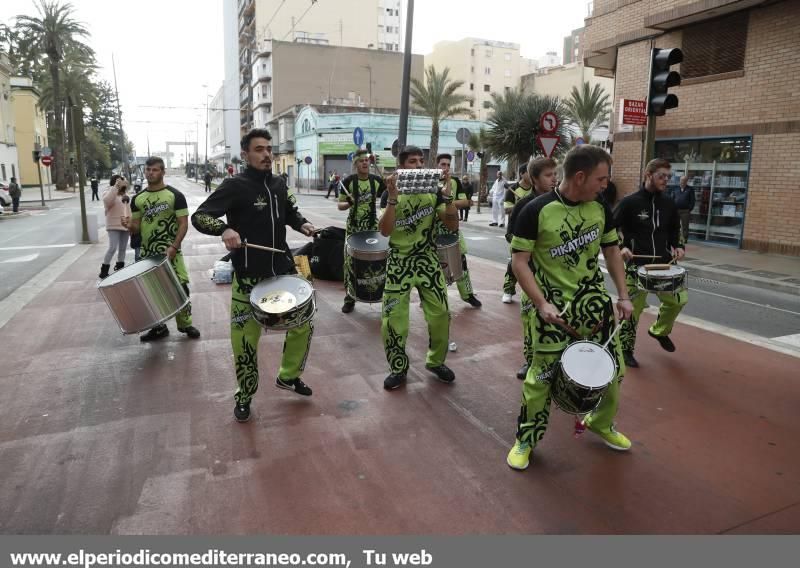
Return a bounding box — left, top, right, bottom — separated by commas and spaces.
467, 128, 492, 206
410, 65, 473, 166
563, 81, 610, 142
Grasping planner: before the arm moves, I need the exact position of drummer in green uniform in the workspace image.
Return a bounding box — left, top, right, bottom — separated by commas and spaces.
435, 153, 481, 308
126, 157, 200, 342
338, 149, 386, 313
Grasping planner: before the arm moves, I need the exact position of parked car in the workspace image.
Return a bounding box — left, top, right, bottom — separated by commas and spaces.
0, 185, 12, 207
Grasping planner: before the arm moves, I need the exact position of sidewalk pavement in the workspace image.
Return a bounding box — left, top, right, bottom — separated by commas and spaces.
0, 203, 798, 533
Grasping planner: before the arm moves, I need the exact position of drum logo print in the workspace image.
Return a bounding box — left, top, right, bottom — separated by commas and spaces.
356, 264, 386, 295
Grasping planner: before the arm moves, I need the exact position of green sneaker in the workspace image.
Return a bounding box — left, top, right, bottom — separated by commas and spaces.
583, 416, 631, 451
506, 439, 532, 470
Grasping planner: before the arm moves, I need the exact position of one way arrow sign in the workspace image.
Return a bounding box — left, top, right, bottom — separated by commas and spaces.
536, 134, 560, 158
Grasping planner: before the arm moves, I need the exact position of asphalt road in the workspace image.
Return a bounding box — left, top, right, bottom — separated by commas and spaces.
2, 178, 797, 343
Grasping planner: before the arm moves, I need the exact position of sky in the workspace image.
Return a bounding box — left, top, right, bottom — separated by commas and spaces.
1, 0, 591, 158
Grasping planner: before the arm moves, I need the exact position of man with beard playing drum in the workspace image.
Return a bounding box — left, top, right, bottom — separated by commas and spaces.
338, 149, 386, 313
192, 129, 316, 423
380, 146, 460, 390
506, 145, 633, 471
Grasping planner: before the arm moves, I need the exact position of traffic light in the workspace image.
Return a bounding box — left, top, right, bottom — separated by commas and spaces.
366, 142, 372, 153
32, 150, 40, 163
648, 47, 683, 116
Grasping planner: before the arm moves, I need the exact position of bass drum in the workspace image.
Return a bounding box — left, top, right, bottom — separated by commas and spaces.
98, 255, 189, 334
346, 231, 389, 303
250, 275, 316, 331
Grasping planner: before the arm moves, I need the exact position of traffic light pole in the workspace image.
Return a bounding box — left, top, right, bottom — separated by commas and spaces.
36, 161, 45, 207
644, 115, 657, 169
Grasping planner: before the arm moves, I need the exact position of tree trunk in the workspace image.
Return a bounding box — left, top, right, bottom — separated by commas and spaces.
428, 119, 440, 168
49, 59, 67, 190
479, 151, 490, 204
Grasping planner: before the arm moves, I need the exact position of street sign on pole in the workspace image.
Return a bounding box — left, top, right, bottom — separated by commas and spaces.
621, 99, 648, 126
391, 138, 400, 158
456, 128, 471, 145
353, 127, 364, 147
539, 112, 559, 134
575, 137, 586, 146
536, 134, 560, 158
40, 155, 53, 167
466, 150, 475, 162
40, 146, 52, 157
304, 156, 312, 165
347, 152, 355, 161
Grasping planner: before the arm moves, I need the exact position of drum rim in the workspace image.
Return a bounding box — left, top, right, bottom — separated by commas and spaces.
435, 234, 460, 245
560, 340, 617, 388
636, 265, 687, 277
97, 254, 169, 287
250, 275, 314, 308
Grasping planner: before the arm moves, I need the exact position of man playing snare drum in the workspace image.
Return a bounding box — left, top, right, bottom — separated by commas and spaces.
338, 149, 386, 313
507, 145, 633, 471
614, 158, 687, 369
192, 129, 316, 423
379, 145, 459, 390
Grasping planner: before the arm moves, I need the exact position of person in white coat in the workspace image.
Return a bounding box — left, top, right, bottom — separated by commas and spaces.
489, 172, 506, 227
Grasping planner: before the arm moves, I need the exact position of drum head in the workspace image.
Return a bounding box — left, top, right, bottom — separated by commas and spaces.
435, 234, 459, 247
347, 231, 389, 252
637, 265, 685, 277
561, 341, 615, 388
251, 276, 313, 308
99, 255, 167, 287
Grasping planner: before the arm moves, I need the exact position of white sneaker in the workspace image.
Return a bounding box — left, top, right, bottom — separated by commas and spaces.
502, 293, 513, 304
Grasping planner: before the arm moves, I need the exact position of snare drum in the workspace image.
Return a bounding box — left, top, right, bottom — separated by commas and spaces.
435, 234, 462, 285
636, 265, 687, 293
552, 340, 617, 415
98, 255, 189, 334
250, 275, 316, 331
345, 231, 389, 303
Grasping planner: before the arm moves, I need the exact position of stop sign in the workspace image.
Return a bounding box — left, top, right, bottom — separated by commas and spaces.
41, 155, 53, 167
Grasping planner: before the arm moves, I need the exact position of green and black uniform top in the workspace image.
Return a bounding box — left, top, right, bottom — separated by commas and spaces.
191, 167, 309, 279
130, 185, 188, 259
613, 185, 683, 265
338, 173, 386, 234
505, 185, 547, 243
390, 190, 448, 258
511, 191, 618, 353
503, 181, 533, 211
435, 177, 465, 237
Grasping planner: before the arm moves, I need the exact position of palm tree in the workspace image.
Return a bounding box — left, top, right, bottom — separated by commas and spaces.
16, 0, 92, 189
410, 65, 473, 166
563, 81, 611, 142
467, 128, 492, 210
485, 87, 568, 166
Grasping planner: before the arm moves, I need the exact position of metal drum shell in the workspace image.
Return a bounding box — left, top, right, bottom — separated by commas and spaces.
250, 275, 316, 332
345, 231, 390, 262
551, 340, 617, 415
97, 255, 189, 334
636, 265, 687, 293
435, 234, 463, 285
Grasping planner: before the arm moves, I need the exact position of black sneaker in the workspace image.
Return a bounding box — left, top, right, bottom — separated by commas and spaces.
140, 324, 169, 342
426, 364, 455, 383
276, 377, 313, 396
383, 373, 407, 390
341, 302, 355, 314
648, 330, 676, 352
489, 222, 498, 226
178, 326, 201, 339
464, 295, 482, 308
234, 402, 251, 422
516, 362, 529, 380
623, 351, 639, 368
113, 261, 125, 271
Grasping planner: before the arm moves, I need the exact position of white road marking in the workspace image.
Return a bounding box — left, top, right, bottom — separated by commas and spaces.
1, 253, 40, 263
0, 243, 76, 251
464, 236, 490, 241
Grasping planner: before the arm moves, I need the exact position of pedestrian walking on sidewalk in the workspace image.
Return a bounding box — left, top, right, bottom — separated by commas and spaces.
506, 145, 634, 471
91, 177, 100, 201
203, 171, 213, 193
378, 146, 458, 391
99, 175, 131, 279
672, 175, 695, 244
459, 175, 473, 222
326, 170, 340, 199
8, 177, 21, 213
125, 157, 200, 342
489, 172, 506, 227
191, 129, 317, 423
615, 158, 688, 369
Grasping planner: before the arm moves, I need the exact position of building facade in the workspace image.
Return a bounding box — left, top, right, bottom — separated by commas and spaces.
0, 54, 20, 187
238, 0, 402, 134
10, 77, 47, 188
585, 0, 800, 255
426, 38, 539, 122
223, 0, 241, 162
563, 27, 585, 65
208, 85, 228, 171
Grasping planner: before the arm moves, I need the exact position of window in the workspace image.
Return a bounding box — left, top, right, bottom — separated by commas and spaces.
504, 53, 511, 61
469, 100, 474, 108
11, 164, 16, 178
483, 84, 490, 92
1, 164, 5, 180
485, 48, 493, 57
484, 67, 491, 75
504, 69, 512, 77
682, 11, 748, 79
471, 49, 475, 56
471, 66, 475, 73
482, 101, 492, 109
470, 83, 474, 90
504, 86, 511, 93
302, 119, 311, 133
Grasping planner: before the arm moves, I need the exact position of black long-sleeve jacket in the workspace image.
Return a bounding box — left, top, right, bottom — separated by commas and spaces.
191, 167, 308, 278
613, 186, 683, 266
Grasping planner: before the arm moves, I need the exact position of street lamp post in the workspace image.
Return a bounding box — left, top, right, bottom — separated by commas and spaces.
202, 84, 209, 175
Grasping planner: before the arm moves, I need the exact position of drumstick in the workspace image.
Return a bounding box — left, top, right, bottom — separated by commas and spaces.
602, 321, 624, 350
630, 254, 660, 259
243, 242, 285, 254
644, 263, 672, 270
558, 301, 571, 316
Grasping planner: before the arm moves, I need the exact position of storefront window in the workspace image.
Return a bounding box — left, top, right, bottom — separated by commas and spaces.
655, 136, 751, 248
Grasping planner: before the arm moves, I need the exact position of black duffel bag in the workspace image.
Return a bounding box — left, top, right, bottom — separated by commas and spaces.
309, 226, 346, 281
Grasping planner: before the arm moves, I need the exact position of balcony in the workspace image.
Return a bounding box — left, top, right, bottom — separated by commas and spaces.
240, 86, 252, 106
279, 140, 295, 154
239, 13, 254, 33
251, 58, 273, 84
238, 0, 254, 17
253, 89, 272, 109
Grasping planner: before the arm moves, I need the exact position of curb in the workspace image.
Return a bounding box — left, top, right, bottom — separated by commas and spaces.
680, 261, 799, 297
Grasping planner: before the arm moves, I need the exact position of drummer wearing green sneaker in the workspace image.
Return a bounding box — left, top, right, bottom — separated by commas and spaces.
506, 145, 634, 471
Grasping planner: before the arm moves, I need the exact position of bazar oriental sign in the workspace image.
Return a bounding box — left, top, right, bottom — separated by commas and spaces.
621, 99, 648, 126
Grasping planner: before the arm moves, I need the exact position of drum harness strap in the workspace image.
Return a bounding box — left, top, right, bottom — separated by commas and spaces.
348, 175, 379, 230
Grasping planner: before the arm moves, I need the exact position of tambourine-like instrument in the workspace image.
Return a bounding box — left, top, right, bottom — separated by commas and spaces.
395, 169, 446, 194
